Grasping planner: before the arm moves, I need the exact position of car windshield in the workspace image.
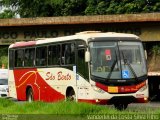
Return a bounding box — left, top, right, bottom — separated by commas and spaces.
90, 41, 147, 80
0, 79, 8, 85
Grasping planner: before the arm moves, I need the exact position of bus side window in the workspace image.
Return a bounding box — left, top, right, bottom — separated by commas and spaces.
15, 49, 24, 67
24, 48, 35, 67
9, 50, 14, 69
36, 46, 47, 66
48, 45, 60, 65
62, 43, 75, 65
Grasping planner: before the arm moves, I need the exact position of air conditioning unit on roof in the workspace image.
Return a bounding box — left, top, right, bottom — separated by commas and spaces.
76, 31, 101, 35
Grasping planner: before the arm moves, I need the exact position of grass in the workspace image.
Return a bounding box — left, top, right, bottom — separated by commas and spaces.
0, 98, 159, 120
0, 99, 117, 114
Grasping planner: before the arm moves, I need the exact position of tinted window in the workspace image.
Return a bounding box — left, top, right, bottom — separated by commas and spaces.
0, 79, 8, 85
15, 49, 24, 67
9, 50, 14, 69
24, 48, 35, 67
48, 45, 60, 65
36, 47, 47, 66
78, 49, 89, 80
62, 43, 75, 65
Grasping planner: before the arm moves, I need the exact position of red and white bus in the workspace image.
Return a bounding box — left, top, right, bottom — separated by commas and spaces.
8, 31, 148, 110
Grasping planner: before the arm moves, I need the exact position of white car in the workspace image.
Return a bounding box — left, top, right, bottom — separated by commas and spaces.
0, 69, 8, 97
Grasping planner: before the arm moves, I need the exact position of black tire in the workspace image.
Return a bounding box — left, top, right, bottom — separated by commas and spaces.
114, 103, 128, 110
67, 89, 76, 101
26, 88, 34, 102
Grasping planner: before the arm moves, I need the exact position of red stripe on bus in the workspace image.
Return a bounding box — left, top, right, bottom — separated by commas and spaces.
12, 41, 36, 48
13, 68, 65, 102
96, 81, 146, 93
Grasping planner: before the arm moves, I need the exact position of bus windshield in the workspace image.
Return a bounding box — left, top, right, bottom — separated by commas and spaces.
90, 41, 147, 80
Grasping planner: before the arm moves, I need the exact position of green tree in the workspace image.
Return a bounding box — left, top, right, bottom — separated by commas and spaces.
0, 56, 8, 68
61, 0, 86, 16
0, 9, 16, 18
85, 0, 97, 15
1, 0, 86, 17
96, 1, 109, 15
0, 46, 8, 68
1, 0, 160, 17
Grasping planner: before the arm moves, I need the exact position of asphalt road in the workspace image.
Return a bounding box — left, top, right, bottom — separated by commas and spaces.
127, 101, 160, 111
107, 101, 160, 111
129, 101, 160, 108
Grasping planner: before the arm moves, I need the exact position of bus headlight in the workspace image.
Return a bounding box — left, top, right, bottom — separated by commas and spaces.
139, 84, 147, 92
92, 86, 105, 93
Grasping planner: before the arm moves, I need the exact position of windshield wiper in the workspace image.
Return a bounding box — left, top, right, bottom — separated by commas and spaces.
121, 51, 138, 81
106, 50, 118, 80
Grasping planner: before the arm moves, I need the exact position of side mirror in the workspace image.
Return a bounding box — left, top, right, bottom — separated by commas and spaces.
145, 50, 147, 60
85, 51, 90, 62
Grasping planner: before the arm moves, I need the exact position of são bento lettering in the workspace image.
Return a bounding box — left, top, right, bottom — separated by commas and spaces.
45, 71, 71, 81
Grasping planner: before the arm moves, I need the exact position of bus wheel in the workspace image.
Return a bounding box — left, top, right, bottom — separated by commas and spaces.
67, 89, 76, 101
114, 103, 128, 110
27, 88, 34, 102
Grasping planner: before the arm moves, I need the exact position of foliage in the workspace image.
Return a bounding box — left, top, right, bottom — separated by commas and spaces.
146, 44, 160, 72
0, 98, 158, 115
0, 0, 87, 17
0, 46, 8, 68
0, 98, 15, 107
0, 0, 160, 18
0, 56, 8, 68
0, 9, 16, 18
151, 45, 160, 55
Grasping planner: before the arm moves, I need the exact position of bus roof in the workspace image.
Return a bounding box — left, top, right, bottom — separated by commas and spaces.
9, 31, 139, 48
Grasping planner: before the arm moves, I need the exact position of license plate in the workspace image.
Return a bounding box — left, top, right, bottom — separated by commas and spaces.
108, 86, 118, 93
